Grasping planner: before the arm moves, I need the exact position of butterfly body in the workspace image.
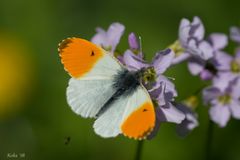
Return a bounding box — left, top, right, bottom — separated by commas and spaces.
97, 69, 142, 117
59, 38, 156, 140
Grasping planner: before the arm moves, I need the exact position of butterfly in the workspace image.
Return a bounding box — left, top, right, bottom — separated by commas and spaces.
58, 37, 155, 140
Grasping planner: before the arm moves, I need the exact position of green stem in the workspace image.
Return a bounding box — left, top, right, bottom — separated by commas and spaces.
134, 140, 144, 160
205, 120, 214, 160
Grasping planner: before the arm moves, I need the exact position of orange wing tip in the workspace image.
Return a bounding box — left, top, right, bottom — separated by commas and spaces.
58, 37, 104, 78
121, 101, 156, 140
122, 125, 154, 140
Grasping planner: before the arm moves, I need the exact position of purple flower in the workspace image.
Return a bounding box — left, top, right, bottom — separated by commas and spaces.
178, 16, 213, 60
147, 101, 185, 139
122, 49, 149, 71
187, 33, 228, 81
172, 17, 227, 80
123, 48, 185, 125
214, 48, 240, 77
175, 102, 198, 137
203, 73, 240, 127
117, 32, 143, 64
208, 33, 228, 51
128, 32, 140, 51
91, 23, 125, 54
179, 17, 204, 47
230, 26, 240, 44
187, 57, 219, 81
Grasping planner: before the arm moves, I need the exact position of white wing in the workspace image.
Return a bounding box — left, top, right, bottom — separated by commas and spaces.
93, 86, 155, 139
67, 78, 115, 118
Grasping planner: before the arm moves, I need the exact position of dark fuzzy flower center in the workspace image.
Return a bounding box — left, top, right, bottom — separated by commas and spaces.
205, 62, 218, 75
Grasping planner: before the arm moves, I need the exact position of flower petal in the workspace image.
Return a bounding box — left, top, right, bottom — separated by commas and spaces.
213, 72, 236, 92
176, 109, 198, 137
148, 75, 177, 105
179, 16, 205, 48
157, 75, 177, 97
123, 50, 148, 71
208, 33, 228, 50
185, 112, 199, 130
214, 51, 232, 71
209, 103, 231, 127
175, 103, 199, 129
160, 103, 185, 124
147, 107, 162, 139
187, 57, 205, 75
128, 32, 139, 50
117, 55, 124, 64
179, 18, 191, 47
106, 23, 125, 52
91, 28, 108, 47
229, 100, 240, 119
172, 52, 191, 65
151, 83, 166, 106
152, 48, 174, 74
190, 16, 205, 41
198, 41, 214, 60
230, 77, 240, 99
91, 23, 125, 53
235, 48, 240, 58
230, 26, 240, 43
202, 87, 221, 104
200, 69, 214, 80
156, 106, 167, 122
186, 39, 213, 60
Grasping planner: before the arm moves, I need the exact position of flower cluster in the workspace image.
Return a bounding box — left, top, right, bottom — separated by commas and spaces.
91, 19, 240, 137
202, 26, 240, 127
171, 17, 240, 127
172, 17, 228, 81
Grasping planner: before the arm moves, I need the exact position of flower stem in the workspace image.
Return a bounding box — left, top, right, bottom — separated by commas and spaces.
205, 119, 214, 160
134, 140, 144, 160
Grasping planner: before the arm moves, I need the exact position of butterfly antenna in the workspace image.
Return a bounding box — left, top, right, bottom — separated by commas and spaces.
139, 36, 143, 53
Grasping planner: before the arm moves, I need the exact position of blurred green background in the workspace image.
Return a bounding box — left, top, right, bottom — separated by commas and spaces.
0, 0, 240, 160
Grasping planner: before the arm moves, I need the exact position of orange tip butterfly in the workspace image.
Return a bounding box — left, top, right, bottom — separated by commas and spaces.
58, 37, 156, 140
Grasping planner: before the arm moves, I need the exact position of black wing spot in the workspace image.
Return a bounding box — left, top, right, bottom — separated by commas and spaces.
143, 108, 148, 112
91, 51, 95, 56
58, 38, 73, 52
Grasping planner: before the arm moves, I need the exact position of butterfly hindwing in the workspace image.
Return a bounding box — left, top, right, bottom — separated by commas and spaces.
93, 85, 155, 139
120, 87, 155, 139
